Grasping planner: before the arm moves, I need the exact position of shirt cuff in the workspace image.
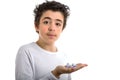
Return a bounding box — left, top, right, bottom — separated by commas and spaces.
48, 72, 59, 80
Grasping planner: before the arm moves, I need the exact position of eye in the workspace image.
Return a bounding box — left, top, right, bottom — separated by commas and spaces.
56, 23, 61, 27
43, 21, 49, 24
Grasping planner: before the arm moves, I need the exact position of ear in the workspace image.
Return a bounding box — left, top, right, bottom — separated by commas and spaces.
34, 22, 39, 33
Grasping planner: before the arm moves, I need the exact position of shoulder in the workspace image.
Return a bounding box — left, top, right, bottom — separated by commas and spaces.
16, 42, 37, 59
15, 43, 36, 66
18, 42, 35, 51
17, 42, 36, 56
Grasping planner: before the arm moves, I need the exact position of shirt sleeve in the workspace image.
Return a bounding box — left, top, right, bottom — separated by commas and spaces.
15, 46, 59, 80
38, 72, 58, 80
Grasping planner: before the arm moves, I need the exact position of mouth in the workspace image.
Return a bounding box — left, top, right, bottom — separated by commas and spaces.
47, 33, 56, 38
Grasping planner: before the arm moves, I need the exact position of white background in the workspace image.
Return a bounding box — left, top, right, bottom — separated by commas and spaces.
0, 0, 120, 80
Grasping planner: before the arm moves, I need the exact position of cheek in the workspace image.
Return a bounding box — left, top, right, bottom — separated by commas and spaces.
57, 29, 62, 35
40, 26, 48, 33
58, 28, 63, 32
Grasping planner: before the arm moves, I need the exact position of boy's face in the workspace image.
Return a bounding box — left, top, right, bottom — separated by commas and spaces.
35, 10, 64, 44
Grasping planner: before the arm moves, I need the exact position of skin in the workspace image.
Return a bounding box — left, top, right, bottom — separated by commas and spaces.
35, 10, 88, 78
35, 10, 63, 52
52, 63, 88, 78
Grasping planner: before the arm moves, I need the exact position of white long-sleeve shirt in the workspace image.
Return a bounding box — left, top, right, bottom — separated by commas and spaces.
15, 42, 71, 80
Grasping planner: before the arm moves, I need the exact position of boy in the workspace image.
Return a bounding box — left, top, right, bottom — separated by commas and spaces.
15, 1, 87, 80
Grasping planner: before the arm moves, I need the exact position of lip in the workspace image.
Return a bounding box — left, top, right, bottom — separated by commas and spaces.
47, 33, 56, 38
47, 34, 55, 36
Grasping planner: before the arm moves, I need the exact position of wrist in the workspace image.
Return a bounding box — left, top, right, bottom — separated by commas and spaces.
52, 69, 61, 78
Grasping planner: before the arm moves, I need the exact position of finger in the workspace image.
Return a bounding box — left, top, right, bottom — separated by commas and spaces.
75, 63, 88, 70
77, 63, 88, 66
63, 66, 74, 73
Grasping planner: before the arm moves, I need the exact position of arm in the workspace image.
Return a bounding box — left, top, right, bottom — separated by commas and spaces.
15, 47, 34, 80
15, 47, 59, 80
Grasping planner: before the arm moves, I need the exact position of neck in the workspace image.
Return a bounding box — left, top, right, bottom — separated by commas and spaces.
36, 40, 57, 52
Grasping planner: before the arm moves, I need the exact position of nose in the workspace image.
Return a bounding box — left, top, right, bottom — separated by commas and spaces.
48, 23, 55, 31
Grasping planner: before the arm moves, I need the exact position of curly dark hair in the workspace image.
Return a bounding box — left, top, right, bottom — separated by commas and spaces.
33, 1, 70, 30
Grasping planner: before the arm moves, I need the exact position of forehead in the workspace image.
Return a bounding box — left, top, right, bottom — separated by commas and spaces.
40, 10, 64, 22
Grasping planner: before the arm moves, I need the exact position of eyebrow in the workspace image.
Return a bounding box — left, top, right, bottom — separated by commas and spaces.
42, 17, 63, 23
